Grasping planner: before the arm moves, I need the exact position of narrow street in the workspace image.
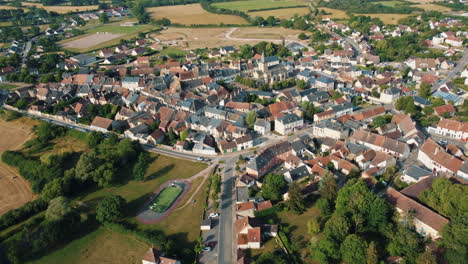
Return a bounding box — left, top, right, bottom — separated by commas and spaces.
218, 156, 237, 264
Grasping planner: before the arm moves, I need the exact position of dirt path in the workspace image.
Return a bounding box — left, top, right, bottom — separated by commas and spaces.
176, 163, 217, 211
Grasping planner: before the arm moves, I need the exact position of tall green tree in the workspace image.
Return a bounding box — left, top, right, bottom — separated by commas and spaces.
440, 216, 468, 263
96, 195, 126, 223
261, 174, 287, 201
245, 110, 257, 130
419, 82, 431, 99
45, 196, 72, 221
367, 241, 378, 264
319, 173, 338, 203
341, 234, 368, 264
286, 182, 305, 214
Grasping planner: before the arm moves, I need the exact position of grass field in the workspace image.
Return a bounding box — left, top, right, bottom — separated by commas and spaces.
0, 118, 37, 215
148, 4, 248, 25
358, 13, 414, 24
59, 22, 156, 52
319, 7, 350, 19
21, 2, 98, 13
159, 47, 187, 58
248, 7, 310, 19
29, 228, 149, 264
412, 3, 452, 12
150, 185, 183, 213
0, 83, 18, 90
213, 0, 305, 12
374, 1, 407, 7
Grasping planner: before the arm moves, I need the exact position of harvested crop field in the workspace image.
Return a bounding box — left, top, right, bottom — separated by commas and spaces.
213, 0, 305, 12
412, 3, 452, 12
0, 119, 36, 216
148, 4, 248, 25
248, 7, 310, 19
407, 0, 444, 3
358, 13, 414, 24
151, 26, 305, 49
61, 32, 123, 49
21, 2, 98, 13
319, 7, 350, 19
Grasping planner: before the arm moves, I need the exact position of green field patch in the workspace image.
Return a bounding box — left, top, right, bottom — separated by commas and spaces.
374, 1, 408, 7
0, 83, 18, 90
87, 24, 153, 34
149, 184, 183, 213
213, 0, 305, 12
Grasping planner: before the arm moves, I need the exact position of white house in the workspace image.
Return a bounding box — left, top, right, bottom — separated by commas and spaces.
429, 119, 468, 141
274, 113, 303, 135
254, 119, 271, 135
417, 138, 463, 176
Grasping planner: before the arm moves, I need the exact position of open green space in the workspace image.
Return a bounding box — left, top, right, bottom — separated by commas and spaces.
150, 184, 183, 213
28, 227, 149, 264
0, 83, 18, 90
87, 24, 154, 35
213, 0, 306, 12
374, 1, 408, 7
159, 47, 187, 58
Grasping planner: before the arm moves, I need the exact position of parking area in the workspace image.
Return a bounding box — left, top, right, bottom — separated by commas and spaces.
199, 216, 220, 264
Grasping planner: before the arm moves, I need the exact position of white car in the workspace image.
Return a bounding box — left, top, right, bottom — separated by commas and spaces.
196, 157, 204, 161
209, 213, 219, 218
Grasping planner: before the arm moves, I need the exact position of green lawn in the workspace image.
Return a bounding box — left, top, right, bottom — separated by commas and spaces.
0, 83, 18, 90
159, 47, 187, 58
374, 1, 407, 7
28, 228, 149, 264
87, 24, 154, 34
150, 185, 183, 213
213, 0, 305, 12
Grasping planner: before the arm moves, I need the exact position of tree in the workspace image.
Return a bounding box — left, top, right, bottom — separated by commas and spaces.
416, 251, 437, 264
41, 178, 64, 201
419, 82, 431, 99
133, 152, 148, 181
261, 174, 287, 201
297, 79, 307, 90
45, 196, 72, 221
256, 252, 288, 264
179, 130, 188, 141
168, 128, 176, 144
75, 151, 100, 182
287, 182, 306, 214
245, 110, 257, 130
96, 195, 126, 223
307, 217, 321, 235
341, 234, 368, 264
87, 131, 105, 148
319, 173, 338, 202
99, 13, 109, 23
324, 214, 350, 242
440, 216, 468, 263
387, 225, 424, 262
367, 241, 378, 264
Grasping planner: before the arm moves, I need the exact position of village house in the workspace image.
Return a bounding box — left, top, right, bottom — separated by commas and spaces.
312, 119, 350, 139
417, 138, 464, 178
246, 141, 292, 178
385, 188, 448, 240
429, 119, 468, 141
274, 113, 303, 135
350, 130, 410, 160
142, 248, 181, 264
90, 116, 113, 132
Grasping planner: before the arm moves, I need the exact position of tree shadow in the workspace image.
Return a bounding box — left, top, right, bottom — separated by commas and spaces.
126, 192, 154, 217
166, 232, 197, 263
146, 164, 175, 181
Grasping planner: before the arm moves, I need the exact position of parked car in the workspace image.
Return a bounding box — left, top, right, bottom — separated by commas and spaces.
209, 213, 219, 218
202, 246, 212, 252
196, 157, 204, 161
204, 242, 216, 248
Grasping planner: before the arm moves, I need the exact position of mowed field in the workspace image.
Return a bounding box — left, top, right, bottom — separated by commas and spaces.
29, 228, 149, 264
151, 26, 306, 49
0, 118, 37, 215
319, 7, 350, 19
59, 22, 156, 52
413, 3, 452, 12
148, 4, 248, 25
21, 2, 98, 13
358, 13, 414, 24
213, 0, 305, 12
61, 32, 123, 50
248, 7, 310, 19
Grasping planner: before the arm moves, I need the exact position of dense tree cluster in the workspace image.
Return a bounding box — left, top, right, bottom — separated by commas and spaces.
96, 195, 127, 223
419, 178, 468, 219
261, 173, 288, 201
311, 179, 426, 264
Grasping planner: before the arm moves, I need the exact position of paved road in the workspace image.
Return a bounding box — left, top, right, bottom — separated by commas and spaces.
329, 32, 361, 55
218, 156, 236, 264
432, 47, 468, 92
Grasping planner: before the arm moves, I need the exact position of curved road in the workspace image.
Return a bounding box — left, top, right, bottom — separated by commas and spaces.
225, 27, 289, 44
